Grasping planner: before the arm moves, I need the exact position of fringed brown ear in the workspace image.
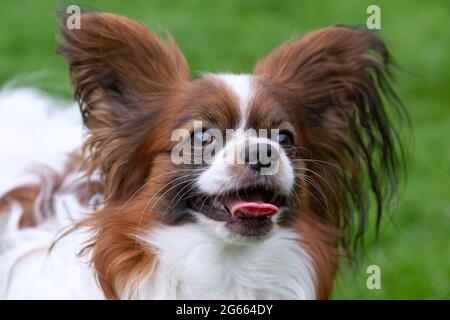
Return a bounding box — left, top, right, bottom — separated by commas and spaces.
57, 12, 190, 202
57, 12, 189, 128
57, 13, 189, 127
255, 26, 407, 254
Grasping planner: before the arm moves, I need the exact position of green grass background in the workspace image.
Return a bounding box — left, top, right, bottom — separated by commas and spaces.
0, 0, 448, 299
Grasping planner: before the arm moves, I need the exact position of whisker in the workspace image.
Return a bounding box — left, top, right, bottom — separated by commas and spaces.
161, 180, 199, 216
117, 168, 205, 214
141, 170, 203, 215
293, 165, 340, 205
292, 158, 344, 171
134, 176, 201, 245
293, 179, 329, 215
142, 176, 201, 216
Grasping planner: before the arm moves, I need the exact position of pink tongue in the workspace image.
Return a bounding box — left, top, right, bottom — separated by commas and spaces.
226, 194, 279, 218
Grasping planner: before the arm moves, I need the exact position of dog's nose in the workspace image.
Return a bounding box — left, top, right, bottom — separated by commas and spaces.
243, 142, 275, 171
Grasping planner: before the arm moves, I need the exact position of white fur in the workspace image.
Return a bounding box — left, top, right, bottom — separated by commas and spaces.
0, 88, 101, 299
137, 219, 316, 299
217, 73, 253, 127
0, 201, 102, 299
0, 86, 315, 299
197, 74, 295, 195
0, 88, 83, 194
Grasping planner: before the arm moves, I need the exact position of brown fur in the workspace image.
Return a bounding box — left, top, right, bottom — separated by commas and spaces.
0, 152, 102, 228
0, 184, 40, 228
57, 12, 190, 203
254, 26, 406, 253
56, 12, 248, 298
58, 16, 404, 299
291, 214, 341, 299
0, 13, 405, 299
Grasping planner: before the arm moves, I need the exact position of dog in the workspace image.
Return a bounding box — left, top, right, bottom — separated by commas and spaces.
0, 12, 406, 299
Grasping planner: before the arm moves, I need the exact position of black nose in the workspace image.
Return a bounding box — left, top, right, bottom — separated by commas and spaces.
243, 143, 275, 171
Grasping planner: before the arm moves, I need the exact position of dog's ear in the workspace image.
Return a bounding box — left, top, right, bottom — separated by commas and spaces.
57, 12, 190, 202
57, 12, 189, 129
255, 26, 407, 252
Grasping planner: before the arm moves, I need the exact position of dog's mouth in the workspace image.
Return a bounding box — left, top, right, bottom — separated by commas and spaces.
188, 186, 288, 238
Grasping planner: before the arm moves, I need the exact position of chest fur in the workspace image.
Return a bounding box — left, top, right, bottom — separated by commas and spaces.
136, 224, 317, 299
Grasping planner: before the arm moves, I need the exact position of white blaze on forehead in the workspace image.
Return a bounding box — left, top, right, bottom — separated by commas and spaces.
197, 74, 254, 195
196, 73, 295, 197
216, 73, 253, 128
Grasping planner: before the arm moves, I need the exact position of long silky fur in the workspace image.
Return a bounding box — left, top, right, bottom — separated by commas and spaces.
0, 13, 407, 299
254, 25, 408, 254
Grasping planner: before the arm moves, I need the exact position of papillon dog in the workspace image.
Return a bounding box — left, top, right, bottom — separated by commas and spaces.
0, 12, 406, 299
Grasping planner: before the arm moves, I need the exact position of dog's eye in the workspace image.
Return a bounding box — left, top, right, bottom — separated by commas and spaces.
276, 130, 294, 146
191, 129, 215, 148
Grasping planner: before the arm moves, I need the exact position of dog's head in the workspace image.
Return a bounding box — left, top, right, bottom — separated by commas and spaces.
58, 12, 405, 298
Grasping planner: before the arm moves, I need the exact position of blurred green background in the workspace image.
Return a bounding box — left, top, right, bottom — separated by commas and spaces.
0, 0, 448, 299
